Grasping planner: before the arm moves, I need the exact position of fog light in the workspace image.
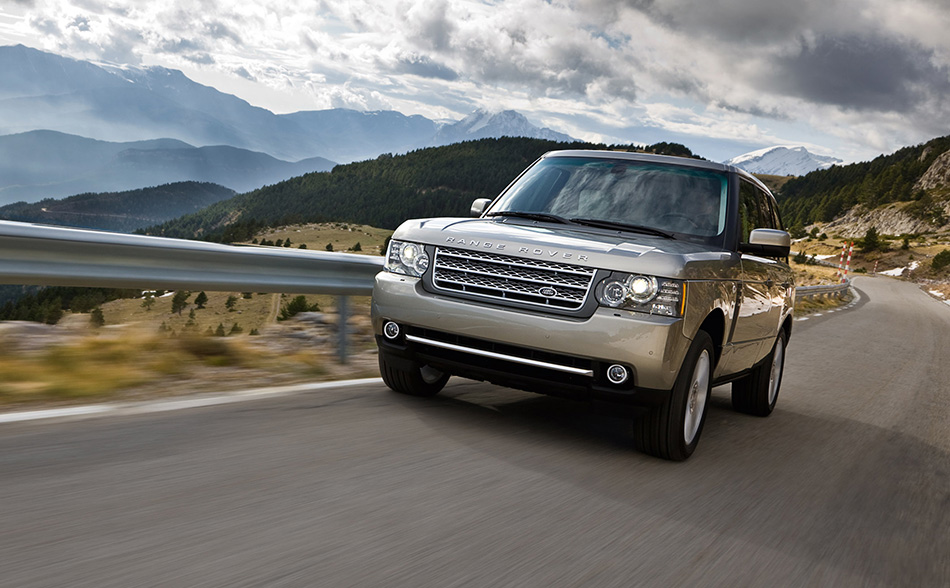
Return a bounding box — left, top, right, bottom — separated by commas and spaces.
383, 321, 401, 340
606, 364, 630, 385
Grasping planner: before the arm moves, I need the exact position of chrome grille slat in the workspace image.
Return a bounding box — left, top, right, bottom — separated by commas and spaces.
432, 246, 596, 311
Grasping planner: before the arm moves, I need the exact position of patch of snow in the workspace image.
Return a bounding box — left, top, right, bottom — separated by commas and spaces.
929, 290, 945, 297
879, 267, 905, 276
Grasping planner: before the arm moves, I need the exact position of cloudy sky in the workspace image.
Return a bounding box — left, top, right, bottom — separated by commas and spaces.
2, 0, 949, 162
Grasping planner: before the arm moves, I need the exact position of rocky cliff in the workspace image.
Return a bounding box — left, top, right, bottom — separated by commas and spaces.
915, 149, 950, 191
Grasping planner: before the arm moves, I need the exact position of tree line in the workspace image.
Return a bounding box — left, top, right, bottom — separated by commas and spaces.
777, 135, 950, 227
140, 137, 701, 242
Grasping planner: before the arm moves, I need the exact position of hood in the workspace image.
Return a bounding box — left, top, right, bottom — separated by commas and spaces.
392, 217, 739, 280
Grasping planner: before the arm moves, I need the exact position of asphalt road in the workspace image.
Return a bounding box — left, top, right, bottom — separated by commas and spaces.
1, 276, 948, 587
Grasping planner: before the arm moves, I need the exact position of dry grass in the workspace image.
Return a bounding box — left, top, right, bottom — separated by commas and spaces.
251, 222, 392, 255
0, 325, 378, 408
795, 290, 853, 315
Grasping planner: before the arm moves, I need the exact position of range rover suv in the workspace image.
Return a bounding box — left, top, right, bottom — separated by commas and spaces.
372, 150, 794, 460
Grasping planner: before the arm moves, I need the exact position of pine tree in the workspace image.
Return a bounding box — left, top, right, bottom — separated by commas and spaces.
194, 291, 208, 309
171, 291, 190, 315
90, 308, 105, 328
860, 226, 884, 253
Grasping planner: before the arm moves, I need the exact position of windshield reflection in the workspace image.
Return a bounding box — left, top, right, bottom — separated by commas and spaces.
490, 157, 727, 241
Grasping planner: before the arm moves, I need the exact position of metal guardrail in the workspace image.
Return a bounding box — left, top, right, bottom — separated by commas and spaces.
0, 221, 855, 360
796, 281, 852, 300
0, 220, 383, 362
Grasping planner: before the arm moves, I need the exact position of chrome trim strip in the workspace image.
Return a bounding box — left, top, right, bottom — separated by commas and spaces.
405, 334, 595, 377
433, 275, 583, 304
438, 249, 595, 276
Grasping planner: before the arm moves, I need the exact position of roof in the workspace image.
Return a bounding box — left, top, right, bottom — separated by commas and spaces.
542, 149, 774, 196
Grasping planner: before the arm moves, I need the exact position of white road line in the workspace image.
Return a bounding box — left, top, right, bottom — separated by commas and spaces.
0, 378, 384, 425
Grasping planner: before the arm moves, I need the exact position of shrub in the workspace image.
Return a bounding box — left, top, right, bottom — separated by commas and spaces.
933, 249, 950, 272
278, 295, 321, 320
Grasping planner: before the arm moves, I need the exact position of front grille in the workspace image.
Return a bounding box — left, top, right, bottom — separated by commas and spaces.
432, 247, 596, 310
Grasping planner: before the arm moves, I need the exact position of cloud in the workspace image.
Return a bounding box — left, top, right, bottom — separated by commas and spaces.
768, 34, 950, 112
393, 53, 458, 81
5, 0, 950, 162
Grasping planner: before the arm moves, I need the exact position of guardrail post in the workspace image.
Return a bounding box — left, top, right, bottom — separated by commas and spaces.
337, 295, 349, 364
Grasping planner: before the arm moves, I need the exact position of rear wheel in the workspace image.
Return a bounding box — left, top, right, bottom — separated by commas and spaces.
732, 330, 786, 417
379, 355, 449, 397
635, 331, 714, 461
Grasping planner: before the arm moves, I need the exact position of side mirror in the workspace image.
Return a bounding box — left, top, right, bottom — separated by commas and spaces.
470, 198, 492, 217
740, 228, 791, 258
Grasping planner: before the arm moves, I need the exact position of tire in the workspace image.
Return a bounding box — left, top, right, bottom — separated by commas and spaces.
379, 355, 449, 397
634, 331, 714, 461
732, 330, 786, 417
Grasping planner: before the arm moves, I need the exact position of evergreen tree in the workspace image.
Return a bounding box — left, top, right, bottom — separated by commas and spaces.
171, 291, 190, 315
215, 323, 226, 337
194, 291, 209, 309
352, 242, 362, 252
860, 226, 884, 253
278, 295, 320, 320
90, 308, 105, 328
225, 295, 238, 311
933, 249, 950, 271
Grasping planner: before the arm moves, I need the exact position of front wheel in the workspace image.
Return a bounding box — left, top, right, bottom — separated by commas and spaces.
634, 331, 714, 461
379, 355, 449, 397
732, 330, 786, 417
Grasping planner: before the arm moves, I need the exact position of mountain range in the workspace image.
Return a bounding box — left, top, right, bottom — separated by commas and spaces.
0, 44, 573, 168
0, 130, 334, 205
725, 146, 842, 176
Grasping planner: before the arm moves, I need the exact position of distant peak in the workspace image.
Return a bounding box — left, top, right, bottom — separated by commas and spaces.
725, 145, 842, 176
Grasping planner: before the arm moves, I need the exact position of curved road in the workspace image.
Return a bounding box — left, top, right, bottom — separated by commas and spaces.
1, 276, 948, 586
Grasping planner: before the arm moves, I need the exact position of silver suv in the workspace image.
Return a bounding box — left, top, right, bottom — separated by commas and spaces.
372, 150, 795, 460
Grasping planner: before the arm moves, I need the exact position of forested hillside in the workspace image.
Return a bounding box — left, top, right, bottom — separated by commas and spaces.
778, 135, 950, 227
0, 182, 236, 232
142, 137, 700, 242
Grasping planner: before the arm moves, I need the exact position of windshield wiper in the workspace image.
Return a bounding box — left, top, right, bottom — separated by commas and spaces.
487, 211, 576, 225
569, 218, 676, 239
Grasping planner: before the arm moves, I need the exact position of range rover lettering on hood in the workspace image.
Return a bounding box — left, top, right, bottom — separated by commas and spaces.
444, 236, 590, 262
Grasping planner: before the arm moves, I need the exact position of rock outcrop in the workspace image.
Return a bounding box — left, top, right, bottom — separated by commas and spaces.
821, 203, 943, 238
915, 150, 950, 191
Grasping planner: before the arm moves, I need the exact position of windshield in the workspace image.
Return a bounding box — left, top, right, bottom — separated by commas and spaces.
489, 157, 728, 241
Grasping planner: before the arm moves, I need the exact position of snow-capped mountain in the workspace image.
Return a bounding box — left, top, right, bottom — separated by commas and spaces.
431, 109, 573, 146
0, 45, 576, 166
725, 146, 842, 176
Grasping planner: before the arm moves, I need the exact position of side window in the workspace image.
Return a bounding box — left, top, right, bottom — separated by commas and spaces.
754, 188, 777, 230
766, 192, 784, 231
738, 181, 761, 242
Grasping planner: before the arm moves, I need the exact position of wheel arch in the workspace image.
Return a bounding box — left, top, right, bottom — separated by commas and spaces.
697, 309, 726, 368
781, 313, 793, 342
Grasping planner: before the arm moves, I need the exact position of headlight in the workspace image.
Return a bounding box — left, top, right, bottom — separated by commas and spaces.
385, 240, 430, 277
596, 274, 684, 317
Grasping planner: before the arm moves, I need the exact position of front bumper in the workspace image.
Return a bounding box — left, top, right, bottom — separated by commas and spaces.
372, 272, 693, 399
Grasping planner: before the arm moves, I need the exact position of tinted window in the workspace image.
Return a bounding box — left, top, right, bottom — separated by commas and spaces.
740, 180, 782, 240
